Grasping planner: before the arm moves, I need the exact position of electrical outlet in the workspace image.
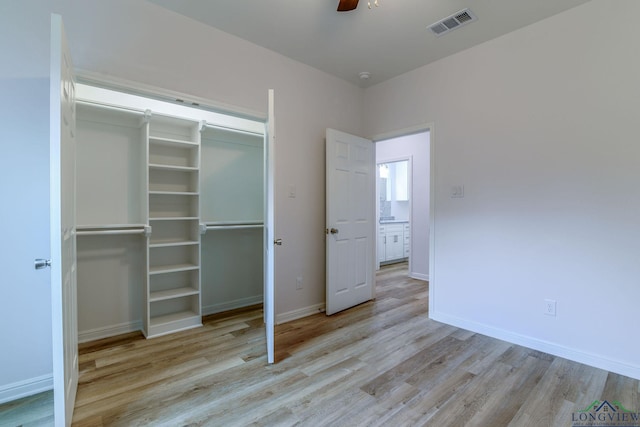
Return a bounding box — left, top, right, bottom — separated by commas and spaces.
544, 299, 557, 316
296, 276, 303, 290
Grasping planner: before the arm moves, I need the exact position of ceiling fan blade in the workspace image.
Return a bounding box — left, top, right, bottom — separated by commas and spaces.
337, 0, 359, 12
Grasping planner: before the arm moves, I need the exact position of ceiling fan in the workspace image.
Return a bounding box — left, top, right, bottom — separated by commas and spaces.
337, 0, 378, 12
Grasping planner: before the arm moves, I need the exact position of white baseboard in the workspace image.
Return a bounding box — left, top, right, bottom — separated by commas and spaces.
276, 303, 325, 325
78, 320, 142, 343
202, 295, 263, 316
0, 374, 52, 405
430, 311, 640, 381
410, 272, 429, 281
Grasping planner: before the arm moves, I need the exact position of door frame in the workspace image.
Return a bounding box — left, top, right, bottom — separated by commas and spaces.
69, 78, 276, 358
369, 123, 434, 310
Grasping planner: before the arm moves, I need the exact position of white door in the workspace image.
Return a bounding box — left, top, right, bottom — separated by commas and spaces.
50, 14, 78, 427
325, 129, 375, 315
264, 89, 276, 363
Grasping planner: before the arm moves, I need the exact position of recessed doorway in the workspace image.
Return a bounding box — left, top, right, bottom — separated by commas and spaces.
375, 130, 430, 281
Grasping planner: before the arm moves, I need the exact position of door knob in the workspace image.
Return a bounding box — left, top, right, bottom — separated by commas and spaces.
274, 238, 283, 246
34, 259, 52, 270
329, 228, 339, 234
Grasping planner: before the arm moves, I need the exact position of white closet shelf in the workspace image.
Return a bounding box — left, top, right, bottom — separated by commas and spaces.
149, 136, 199, 147
149, 263, 199, 275
148, 163, 198, 172
149, 287, 199, 302
149, 240, 199, 248
148, 311, 201, 338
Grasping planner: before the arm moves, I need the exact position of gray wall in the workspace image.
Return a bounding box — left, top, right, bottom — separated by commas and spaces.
0, 4, 53, 400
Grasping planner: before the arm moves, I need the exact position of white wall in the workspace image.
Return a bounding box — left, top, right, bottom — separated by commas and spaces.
363, 0, 640, 379
2, 0, 364, 398
0, 4, 53, 401
376, 132, 430, 280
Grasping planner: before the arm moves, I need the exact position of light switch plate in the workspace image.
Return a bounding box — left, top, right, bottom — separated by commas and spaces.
451, 185, 464, 198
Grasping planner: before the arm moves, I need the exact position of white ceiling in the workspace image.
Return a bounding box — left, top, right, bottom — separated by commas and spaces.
147, 0, 591, 87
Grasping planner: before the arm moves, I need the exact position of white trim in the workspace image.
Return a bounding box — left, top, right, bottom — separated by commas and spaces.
0, 374, 53, 405
410, 272, 429, 281
431, 311, 640, 381
78, 321, 143, 344
76, 69, 266, 122
369, 123, 431, 142
276, 303, 325, 325
202, 296, 263, 316
428, 124, 436, 318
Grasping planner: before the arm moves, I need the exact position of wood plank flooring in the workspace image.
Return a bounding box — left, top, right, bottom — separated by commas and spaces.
0, 390, 53, 427
2, 263, 638, 426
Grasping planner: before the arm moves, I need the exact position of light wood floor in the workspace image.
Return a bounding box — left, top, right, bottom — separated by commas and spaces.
3, 263, 638, 426
0, 390, 53, 427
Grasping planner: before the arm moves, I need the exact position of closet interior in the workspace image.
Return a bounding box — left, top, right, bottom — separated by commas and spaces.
75, 85, 266, 341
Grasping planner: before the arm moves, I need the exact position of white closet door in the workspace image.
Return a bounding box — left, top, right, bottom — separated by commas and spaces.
50, 14, 78, 427
265, 90, 276, 363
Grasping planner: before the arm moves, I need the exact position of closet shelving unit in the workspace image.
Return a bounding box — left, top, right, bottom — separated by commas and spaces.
74, 83, 269, 342
145, 115, 203, 338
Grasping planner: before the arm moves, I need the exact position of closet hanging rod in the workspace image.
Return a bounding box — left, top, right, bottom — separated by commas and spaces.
76, 229, 146, 236
76, 224, 152, 236
205, 224, 263, 230
203, 221, 263, 226
77, 224, 147, 230
200, 222, 263, 233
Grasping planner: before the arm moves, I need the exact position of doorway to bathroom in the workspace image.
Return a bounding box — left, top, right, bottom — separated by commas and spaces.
375, 130, 430, 281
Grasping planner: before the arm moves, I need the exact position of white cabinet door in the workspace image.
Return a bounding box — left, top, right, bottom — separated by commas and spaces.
326, 128, 375, 315
378, 227, 386, 262
387, 230, 404, 260
50, 14, 78, 427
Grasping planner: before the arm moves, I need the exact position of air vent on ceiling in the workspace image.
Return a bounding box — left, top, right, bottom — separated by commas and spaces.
429, 8, 477, 37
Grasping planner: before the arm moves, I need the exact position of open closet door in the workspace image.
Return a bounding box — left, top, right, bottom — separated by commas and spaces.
325, 129, 375, 315
50, 14, 78, 427
264, 90, 276, 363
